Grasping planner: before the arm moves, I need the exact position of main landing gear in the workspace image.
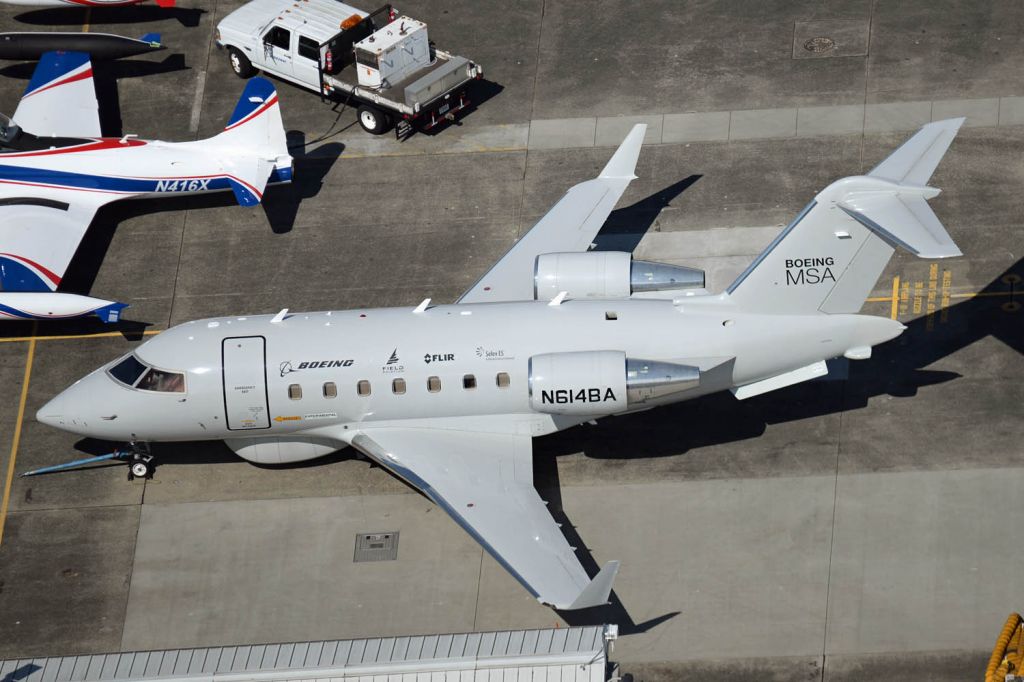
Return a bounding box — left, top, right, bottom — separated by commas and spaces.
20, 441, 155, 481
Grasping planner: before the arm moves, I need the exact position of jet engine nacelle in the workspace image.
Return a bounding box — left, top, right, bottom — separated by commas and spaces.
533, 251, 704, 300
225, 436, 341, 464
529, 351, 702, 415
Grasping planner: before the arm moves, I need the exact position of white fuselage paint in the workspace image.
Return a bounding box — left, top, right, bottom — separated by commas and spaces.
39, 296, 904, 452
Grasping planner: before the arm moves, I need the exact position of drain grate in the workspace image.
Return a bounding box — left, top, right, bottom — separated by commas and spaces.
803, 36, 836, 53
353, 531, 399, 562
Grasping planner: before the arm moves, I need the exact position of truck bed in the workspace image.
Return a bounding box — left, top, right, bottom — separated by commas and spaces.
325, 51, 474, 114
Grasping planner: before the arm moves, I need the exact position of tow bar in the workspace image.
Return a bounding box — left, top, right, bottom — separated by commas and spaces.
21, 443, 154, 481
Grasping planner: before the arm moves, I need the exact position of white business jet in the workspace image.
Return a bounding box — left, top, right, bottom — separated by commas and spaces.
36, 119, 965, 610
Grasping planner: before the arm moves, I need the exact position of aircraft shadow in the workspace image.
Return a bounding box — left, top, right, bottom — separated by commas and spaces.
593, 175, 702, 253
15, 6, 205, 27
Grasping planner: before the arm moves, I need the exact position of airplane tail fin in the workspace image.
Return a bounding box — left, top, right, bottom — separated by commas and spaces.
208, 78, 292, 206
726, 118, 964, 315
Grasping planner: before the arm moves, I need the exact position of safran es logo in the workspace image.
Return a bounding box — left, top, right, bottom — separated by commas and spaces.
475, 346, 509, 360
280, 359, 354, 377
382, 349, 405, 374
423, 353, 455, 364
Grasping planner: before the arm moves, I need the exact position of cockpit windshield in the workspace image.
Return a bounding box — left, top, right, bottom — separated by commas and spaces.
0, 112, 91, 152
0, 113, 20, 147
108, 354, 186, 393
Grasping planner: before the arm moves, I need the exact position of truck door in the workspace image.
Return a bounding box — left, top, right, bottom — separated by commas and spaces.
294, 35, 321, 87
260, 25, 293, 76
222, 336, 270, 430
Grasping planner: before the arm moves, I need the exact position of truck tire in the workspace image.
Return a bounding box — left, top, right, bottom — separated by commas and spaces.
357, 105, 391, 135
228, 47, 256, 79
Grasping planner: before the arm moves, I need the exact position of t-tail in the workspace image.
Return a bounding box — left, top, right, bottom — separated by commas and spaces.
726, 118, 964, 314
207, 77, 292, 207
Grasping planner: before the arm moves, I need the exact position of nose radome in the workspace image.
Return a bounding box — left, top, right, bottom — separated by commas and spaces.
36, 391, 67, 428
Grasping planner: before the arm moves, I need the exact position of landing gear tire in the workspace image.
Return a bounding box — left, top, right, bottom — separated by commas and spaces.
127, 444, 154, 481
357, 105, 391, 135
228, 47, 256, 79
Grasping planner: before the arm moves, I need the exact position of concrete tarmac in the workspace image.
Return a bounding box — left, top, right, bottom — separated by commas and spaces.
0, 2, 1022, 681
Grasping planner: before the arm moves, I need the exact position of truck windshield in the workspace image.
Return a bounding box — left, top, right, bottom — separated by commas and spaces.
355, 47, 378, 68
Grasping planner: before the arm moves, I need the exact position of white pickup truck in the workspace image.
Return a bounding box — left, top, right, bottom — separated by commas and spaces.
215, 0, 483, 138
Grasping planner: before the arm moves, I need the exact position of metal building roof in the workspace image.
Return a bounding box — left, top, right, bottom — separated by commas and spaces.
1, 626, 611, 682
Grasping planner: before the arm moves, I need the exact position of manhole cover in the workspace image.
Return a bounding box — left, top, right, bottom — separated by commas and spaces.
1001, 273, 1021, 285
1002, 301, 1021, 313
353, 531, 399, 562
804, 36, 836, 53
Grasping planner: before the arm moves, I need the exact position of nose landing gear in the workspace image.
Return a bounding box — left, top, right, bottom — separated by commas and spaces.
127, 442, 154, 481
20, 441, 155, 481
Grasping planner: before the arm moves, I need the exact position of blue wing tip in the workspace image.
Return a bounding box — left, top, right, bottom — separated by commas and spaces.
93, 302, 128, 324
140, 33, 162, 46
227, 178, 261, 207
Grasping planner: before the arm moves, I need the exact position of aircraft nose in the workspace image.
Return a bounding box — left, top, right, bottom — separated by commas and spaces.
36, 391, 67, 428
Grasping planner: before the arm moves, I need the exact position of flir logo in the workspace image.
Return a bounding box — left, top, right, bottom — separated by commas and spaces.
784, 257, 837, 285
424, 353, 455, 364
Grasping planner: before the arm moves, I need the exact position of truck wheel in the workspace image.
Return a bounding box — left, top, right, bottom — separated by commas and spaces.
228, 47, 256, 79
357, 105, 391, 135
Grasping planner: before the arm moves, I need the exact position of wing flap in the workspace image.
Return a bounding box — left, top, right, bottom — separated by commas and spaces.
350, 427, 616, 610
13, 51, 100, 138
457, 124, 646, 304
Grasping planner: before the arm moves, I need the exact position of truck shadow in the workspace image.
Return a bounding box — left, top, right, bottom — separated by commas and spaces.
15, 6, 205, 27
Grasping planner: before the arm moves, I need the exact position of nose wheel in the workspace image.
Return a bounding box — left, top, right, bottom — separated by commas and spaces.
127, 442, 154, 481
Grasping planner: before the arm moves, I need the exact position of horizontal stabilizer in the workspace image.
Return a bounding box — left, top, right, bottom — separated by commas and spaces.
838, 189, 961, 258
568, 560, 619, 610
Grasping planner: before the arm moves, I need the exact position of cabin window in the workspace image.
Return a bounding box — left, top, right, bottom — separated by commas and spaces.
264, 26, 291, 51
323, 382, 337, 398
427, 376, 441, 393
392, 378, 406, 394
297, 35, 319, 62
463, 374, 477, 390
288, 384, 302, 400
136, 368, 185, 393
357, 380, 371, 396
496, 372, 511, 388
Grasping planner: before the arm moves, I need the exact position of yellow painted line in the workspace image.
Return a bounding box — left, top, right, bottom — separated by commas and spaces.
950, 291, 1017, 299
0, 329, 161, 344
0, 335, 36, 546
889, 276, 900, 320
82, 8, 90, 33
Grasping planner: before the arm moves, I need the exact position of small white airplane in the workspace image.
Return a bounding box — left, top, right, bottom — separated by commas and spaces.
0, 50, 291, 322
36, 119, 964, 610
0, 1, 174, 8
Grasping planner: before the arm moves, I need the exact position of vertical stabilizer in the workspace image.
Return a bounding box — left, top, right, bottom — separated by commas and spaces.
726, 119, 964, 314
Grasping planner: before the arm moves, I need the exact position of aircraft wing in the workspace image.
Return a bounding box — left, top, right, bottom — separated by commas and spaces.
349, 427, 619, 610
0, 195, 106, 293
457, 124, 646, 304
13, 50, 101, 138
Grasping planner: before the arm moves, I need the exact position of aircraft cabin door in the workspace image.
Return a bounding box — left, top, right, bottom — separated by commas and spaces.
222, 336, 270, 430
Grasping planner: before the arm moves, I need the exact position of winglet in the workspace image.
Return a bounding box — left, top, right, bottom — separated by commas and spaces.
566, 560, 619, 610
599, 124, 646, 179
92, 301, 127, 324
868, 117, 965, 186
140, 33, 162, 47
